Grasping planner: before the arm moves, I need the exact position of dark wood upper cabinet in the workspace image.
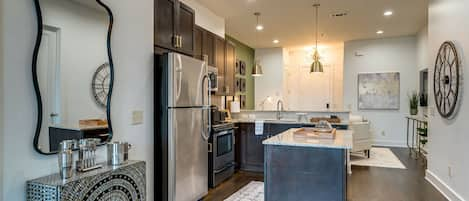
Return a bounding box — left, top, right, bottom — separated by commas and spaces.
194, 26, 204, 60
202, 31, 216, 67
194, 25, 216, 67
154, 0, 176, 51
155, 0, 194, 56
177, 2, 195, 55
213, 37, 237, 96
215, 36, 226, 95
224, 41, 236, 96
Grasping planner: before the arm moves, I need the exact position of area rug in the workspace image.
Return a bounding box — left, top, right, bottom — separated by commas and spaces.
351, 147, 406, 169
224, 181, 264, 201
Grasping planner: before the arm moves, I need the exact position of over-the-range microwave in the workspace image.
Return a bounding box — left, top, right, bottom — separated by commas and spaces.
208, 66, 218, 92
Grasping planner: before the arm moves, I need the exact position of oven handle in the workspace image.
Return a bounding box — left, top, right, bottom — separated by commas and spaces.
213, 162, 235, 174
216, 130, 229, 136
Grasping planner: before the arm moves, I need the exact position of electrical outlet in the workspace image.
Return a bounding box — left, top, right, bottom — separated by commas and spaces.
132, 111, 144, 125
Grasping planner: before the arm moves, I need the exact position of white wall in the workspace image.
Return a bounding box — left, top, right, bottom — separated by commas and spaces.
426, 0, 469, 200
343, 36, 418, 147
254, 48, 284, 110
2, 0, 154, 200
180, 0, 225, 38
417, 25, 429, 70
254, 46, 344, 111
283, 44, 344, 111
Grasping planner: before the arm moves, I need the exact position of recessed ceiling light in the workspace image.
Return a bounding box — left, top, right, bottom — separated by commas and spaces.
376, 30, 384, 34
384, 11, 393, 16
256, 25, 264, 31
273, 39, 279, 44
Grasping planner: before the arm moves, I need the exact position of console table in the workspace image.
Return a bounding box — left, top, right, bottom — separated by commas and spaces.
406, 115, 428, 159
27, 160, 146, 201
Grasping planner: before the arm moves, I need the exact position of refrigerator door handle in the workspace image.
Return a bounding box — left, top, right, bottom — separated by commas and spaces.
201, 73, 211, 141
175, 55, 183, 102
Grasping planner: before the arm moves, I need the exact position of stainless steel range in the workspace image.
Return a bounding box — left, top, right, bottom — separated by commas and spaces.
208, 109, 236, 188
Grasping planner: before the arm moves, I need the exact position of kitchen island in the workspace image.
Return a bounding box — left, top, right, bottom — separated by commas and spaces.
263, 128, 353, 201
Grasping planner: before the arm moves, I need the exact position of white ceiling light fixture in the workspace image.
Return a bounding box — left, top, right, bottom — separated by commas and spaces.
255, 12, 264, 31
273, 39, 279, 44
252, 12, 264, 77
376, 30, 384, 34
310, 3, 323, 73
384, 10, 393, 16
256, 25, 264, 31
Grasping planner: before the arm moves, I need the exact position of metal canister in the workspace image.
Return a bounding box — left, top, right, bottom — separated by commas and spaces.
107, 142, 131, 166
58, 140, 75, 179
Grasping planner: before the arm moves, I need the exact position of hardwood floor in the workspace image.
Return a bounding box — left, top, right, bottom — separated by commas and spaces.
203, 171, 264, 201
203, 147, 447, 201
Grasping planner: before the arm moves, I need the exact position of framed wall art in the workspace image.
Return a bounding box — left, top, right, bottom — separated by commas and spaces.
358, 72, 400, 110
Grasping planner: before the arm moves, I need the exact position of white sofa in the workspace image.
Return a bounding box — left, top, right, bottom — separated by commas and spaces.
349, 115, 372, 158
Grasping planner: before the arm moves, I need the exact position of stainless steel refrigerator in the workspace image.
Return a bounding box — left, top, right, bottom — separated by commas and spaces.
156, 53, 211, 201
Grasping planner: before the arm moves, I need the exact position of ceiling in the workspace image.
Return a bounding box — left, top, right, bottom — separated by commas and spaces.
194, 0, 428, 48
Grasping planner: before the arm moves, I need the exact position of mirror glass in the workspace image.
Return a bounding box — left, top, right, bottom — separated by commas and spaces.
35, 0, 112, 153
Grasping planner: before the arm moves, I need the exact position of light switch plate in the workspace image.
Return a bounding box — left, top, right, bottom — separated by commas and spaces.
132, 110, 144, 125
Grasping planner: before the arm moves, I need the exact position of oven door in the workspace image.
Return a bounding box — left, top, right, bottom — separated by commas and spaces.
213, 130, 235, 171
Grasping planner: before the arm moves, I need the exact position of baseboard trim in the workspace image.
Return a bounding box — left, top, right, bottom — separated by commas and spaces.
425, 169, 466, 201
372, 140, 407, 148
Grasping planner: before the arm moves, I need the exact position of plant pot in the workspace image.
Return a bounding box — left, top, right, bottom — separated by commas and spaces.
410, 107, 418, 115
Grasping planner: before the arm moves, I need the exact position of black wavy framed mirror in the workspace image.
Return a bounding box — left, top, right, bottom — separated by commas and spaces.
32, 0, 114, 155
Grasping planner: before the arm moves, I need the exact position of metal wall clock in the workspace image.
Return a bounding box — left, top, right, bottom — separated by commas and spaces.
433, 41, 460, 118
92, 63, 111, 108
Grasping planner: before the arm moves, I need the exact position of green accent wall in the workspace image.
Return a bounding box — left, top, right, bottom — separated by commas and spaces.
225, 35, 255, 109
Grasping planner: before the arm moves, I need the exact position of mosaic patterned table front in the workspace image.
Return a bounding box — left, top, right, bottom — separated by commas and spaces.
27, 161, 146, 201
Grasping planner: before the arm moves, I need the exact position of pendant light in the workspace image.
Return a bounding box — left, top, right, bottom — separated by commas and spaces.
252, 12, 264, 77
310, 3, 324, 73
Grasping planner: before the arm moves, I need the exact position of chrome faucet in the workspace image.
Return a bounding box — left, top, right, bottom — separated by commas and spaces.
276, 100, 284, 120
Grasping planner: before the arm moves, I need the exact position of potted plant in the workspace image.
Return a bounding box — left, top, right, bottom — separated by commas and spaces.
409, 91, 419, 115
419, 93, 428, 107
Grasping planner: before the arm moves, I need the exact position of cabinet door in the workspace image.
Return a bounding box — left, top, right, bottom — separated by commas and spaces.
155, 0, 177, 50
224, 41, 236, 96
239, 123, 265, 172
177, 2, 195, 56
215, 36, 226, 95
193, 26, 203, 60
202, 31, 216, 67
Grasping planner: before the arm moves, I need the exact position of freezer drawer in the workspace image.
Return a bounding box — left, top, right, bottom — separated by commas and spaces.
168, 108, 209, 201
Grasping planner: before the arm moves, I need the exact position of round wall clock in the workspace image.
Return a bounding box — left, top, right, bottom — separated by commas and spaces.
92, 63, 111, 108
433, 41, 460, 118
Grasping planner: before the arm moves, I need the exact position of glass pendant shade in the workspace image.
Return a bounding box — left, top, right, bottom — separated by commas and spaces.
310, 49, 323, 73
252, 12, 264, 77
252, 61, 263, 76
310, 3, 324, 73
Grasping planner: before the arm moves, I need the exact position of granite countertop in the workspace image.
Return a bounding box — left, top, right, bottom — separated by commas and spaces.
263, 128, 353, 149
240, 109, 351, 113
231, 119, 349, 126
